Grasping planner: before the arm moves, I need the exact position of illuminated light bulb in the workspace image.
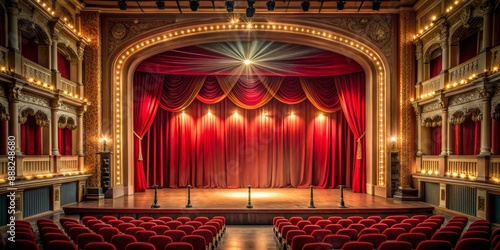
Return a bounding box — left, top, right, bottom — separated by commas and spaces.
452, 172, 458, 177
234, 111, 238, 117
460, 173, 466, 178
208, 110, 211, 115
410, 98, 414, 102
446, 172, 450, 176
243, 59, 252, 65
28, 78, 34, 82
432, 16, 436, 21
421, 169, 427, 174
434, 170, 439, 175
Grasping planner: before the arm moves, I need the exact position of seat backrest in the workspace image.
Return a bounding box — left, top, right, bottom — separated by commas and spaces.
454, 238, 490, 250
164, 242, 194, 250
117, 223, 135, 233
285, 229, 307, 246
99, 227, 121, 243
42, 233, 71, 246
77, 233, 104, 250
6, 239, 39, 250
327, 216, 343, 224
359, 228, 380, 236
177, 225, 196, 235
181, 235, 206, 250
370, 223, 388, 233
367, 216, 382, 223
157, 216, 173, 223
165, 221, 183, 230
192, 229, 214, 246
94, 224, 112, 233
337, 219, 353, 228
347, 223, 365, 233
302, 242, 333, 250
290, 235, 315, 250
84, 242, 117, 250
379, 219, 397, 227
69, 227, 92, 242
430, 231, 459, 248
108, 220, 125, 228
164, 229, 187, 242
415, 240, 452, 250
395, 232, 427, 249
308, 216, 324, 225
101, 216, 118, 223
194, 216, 210, 225
382, 227, 406, 240
303, 225, 321, 235
111, 234, 137, 250
346, 216, 363, 224
386, 215, 409, 224
46, 240, 77, 250
124, 242, 155, 250
138, 222, 156, 230
336, 228, 358, 241
124, 227, 145, 237
289, 216, 303, 225
358, 233, 388, 249
119, 216, 135, 223
378, 241, 412, 250
296, 220, 312, 230
176, 216, 192, 224
340, 241, 373, 250
311, 229, 331, 242
322, 234, 350, 249
148, 235, 173, 250
401, 219, 420, 227
151, 225, 170, 235
129, 220, 144, 227
461, 231, 490, 240
315, 220, 332, 229
138, 216, 154, 222
410, 226, 434, 239
185, 221, 203, 229
82, 216, 98, 226
358, 219, 377, 228
411, 215, 428, 223
325, 224, 343, 234
135, 230, 157, 242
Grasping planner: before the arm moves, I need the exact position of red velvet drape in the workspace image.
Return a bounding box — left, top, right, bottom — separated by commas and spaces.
453, 118, 481, 155
58, 52, 70, 79
58, 128, 72, 155
135, 72, 366, 191
133, 72, 165, 191
431, 126, 442, 155
142, 98, 355, 188
493, 119, 499, 155
429, 55, 442, 78
334, 73, 366, 193
20, 116, 42, 155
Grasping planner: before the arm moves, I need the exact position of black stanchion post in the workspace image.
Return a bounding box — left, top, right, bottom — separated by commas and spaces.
338, 185, 346, 208
246, 185, 253, 208
308, 185, 316, 208
185, 185, 192, 208
150, 185, 160, 208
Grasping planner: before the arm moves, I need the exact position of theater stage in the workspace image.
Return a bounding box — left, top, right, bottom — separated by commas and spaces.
63, 188, 434, 224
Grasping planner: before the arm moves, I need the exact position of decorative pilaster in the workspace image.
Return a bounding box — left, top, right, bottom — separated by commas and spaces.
81, 11, 101, 188
7, 83, 23, 156
439, 97, 449, 156
479, 84, 493, 156
49, 21, 62, 89
76, 41, 85, 97
398, 9, 417, 188
77, 105, 87, 172
50, 99, 61, 157
414, 39, 424, 84
480, 0, 493, 52
440, 22, 450, 73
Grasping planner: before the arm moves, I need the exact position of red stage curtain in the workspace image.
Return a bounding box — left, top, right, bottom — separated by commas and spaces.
453, 123, 462, 155
57, 52, 71, 79
429, 55, 442, 78
493, 119, 499, 154
133, 72, 165, 191
431, 126, 442, 155
454, 118, 481, 155
159, 75, 207, 112
58, 128, 72, 155
21, 38, 38, 63
142, 98, 355, 188
136, 72, 365, 192
20, 116, 42, 155
334, 73, 366, 193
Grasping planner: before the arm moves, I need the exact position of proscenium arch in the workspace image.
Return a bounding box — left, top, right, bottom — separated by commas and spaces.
107, 19, 393, 196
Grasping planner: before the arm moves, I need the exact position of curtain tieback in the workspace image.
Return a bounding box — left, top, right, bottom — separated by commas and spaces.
134, 131, 144, 161
356, 131, 366, 160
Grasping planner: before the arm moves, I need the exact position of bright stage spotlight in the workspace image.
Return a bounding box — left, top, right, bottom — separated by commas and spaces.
189, 0, 200, 11
301, 0, 310, 11
225, 0, 234, 12
118, 0, 127, 10
243, 59, 252, 65
372, 0, 381, 11
266, 0, 275, 11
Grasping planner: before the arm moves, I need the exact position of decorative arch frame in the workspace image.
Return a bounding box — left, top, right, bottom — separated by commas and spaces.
104, 18, 395, 196
17, 17, 51, 45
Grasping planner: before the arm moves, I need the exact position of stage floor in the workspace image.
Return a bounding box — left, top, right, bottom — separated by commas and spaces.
63, 188, 434, 224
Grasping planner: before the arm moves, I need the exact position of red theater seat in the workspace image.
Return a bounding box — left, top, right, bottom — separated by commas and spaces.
77, 233, 104, 250
84, 242, 117, 250
42, 233, 71, 246
46, 240, 77, 250
117, 222, 135, 232
164, 229, 187, 242
340, 242, 373, 250
135, 230, 157, 242
302, 242, 333, 250
358, 233, 387, 249
322, 235, 350, 249
181, 235, 206, 250
148, 235, 173, 250
164, 242, 194, 250
151, 225, 170, 235
378, 241, 412, 250
336, 228, 358, 241
111, 234, 137, 250
99, 227, 121, 243
396, 232, 427, 249
124, 242, 155, 250
415, 240, 451, 250
454, 238, 490, 250
6, 239, 39, 250
431, 231, 459, 248
101, 216, 118, 223
290, 235, 315, 250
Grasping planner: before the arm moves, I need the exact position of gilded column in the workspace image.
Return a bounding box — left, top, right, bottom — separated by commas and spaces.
439, 98, 449, 156
479, 85, 493, 155
77, 105, 87, 172
50, 99, 60, 157
480, 0, 493, 52
81, 11, 101, 188
414, 39, 424, 84
76, 41, 85, 97
440, 22, 450, 72
399, 9, 417, 188
6, 0, 22, 75
7, 83, 23, 177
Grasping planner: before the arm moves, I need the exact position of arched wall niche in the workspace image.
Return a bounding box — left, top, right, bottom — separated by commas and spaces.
102, 18, 396, 197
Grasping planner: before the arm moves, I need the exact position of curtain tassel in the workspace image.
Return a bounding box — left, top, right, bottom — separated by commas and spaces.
356, 131, 366, 160
134, 131, 143, 161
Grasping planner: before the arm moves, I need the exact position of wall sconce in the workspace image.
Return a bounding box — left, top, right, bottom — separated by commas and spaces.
390, 136, 397, 150
102, 136, 108, 152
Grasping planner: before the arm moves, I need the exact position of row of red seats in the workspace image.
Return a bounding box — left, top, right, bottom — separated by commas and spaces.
273, 215, 499, 250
